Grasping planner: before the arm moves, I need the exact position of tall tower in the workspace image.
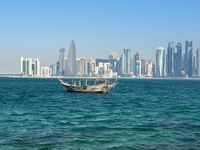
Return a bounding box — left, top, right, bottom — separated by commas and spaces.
122, 49, 131, 76
33, 58, 40, 76
156, 47, 166, 77
167, 42, 175, 77
184, 41, 193, 77
196, 48, 200, 77
134, 52, 141, 75
65, 40, 76, 76
59, 48, 65, 75
174, 42, 182, 77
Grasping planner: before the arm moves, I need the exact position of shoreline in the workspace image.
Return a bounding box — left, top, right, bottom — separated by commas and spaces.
0, 75, 200, 80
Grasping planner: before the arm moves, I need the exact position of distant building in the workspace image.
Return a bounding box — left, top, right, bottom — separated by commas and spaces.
76, 57, 87, 76
58, 48, 65, 75
33, 58, 40, 76
41, 67, 51, 76
166, 42, 175, 77
174, 42, 182, 77
20, 57, 40, 76
116, 56, 122, 76
196, 48, 200, 77
87, 58, 96, 76
156, 47, 166, 77
109, 52, 118, 60
65, 40, 76, 76
122, 49, 131, 76
141, 58, 146, 75
134, 52, 140, 75
184, 41, 193, 77
146, 60, 153, 77
135, 60, 141, 76
50, 63, 58, 76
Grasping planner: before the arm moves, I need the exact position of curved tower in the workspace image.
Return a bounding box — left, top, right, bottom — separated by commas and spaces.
156, 47, 166, 77
65, 40, 76, 76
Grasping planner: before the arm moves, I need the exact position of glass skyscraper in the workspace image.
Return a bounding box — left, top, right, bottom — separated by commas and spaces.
196, 48, 200, 77
184, 41, 193, 77
167, 42, 175, 77
122, 49, 131, 76
156, 47, 166, 77
174, 42, 182, 77
59, 48, 65, 75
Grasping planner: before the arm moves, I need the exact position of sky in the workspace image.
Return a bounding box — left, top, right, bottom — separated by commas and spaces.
0, 0, 200, 74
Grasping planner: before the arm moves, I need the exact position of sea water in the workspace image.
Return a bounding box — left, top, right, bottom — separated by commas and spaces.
0, 78, 199, 149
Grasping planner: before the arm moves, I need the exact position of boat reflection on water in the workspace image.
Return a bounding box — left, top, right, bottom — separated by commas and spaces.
59, 78, 118, 94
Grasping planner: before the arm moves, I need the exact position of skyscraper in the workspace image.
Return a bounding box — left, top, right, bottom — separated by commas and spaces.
156, 47, 166, 77
21, 57, 26, 75
122, 49, 131, 76
135, 60, 141, 76
20, 57, 40, 76
141, 58, 146, 75
196, 48, 200, 77
65, 40, 77, 76
32, 58, 40, 76
87, 58, 96, 76
134, 52, 141, 75
184, 41, 193, 77
59, 48, 65, 75
174, 42, 182, 77
166, 42, 175, 77
76, 57, 87, 76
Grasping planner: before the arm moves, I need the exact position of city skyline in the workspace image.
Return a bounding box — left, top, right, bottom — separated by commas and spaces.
19, 39, 200, 78
1, 0, 200, 73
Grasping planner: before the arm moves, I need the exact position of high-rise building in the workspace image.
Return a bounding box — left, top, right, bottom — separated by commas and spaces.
41, 67, 51, 76
156, 47, 166, 77
134, 52, 141, 75
135, 60, 141, 76
166, 42, 175, 77
76, 57, 87, 76
174, 42, 182, 77
122, 49, 131, 76
146, 60, 153, 77
50, 63, 58, 76
21, 57, 26, 75
196, 48, 200, 77
116, 56, 122, 76
65, 40, 76, 76
33, 58, 40, 76
141, 58, 146, 75
20, 57, 40, 76
87, 58, 96, 76
58, 48, 65, 75
184, 41, 193, 77
26, 58, 33, 75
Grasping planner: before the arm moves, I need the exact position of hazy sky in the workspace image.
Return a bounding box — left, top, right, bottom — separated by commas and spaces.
0, 0, 200, 74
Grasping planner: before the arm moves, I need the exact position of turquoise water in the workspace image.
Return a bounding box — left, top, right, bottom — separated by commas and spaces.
0, 78, 200, 149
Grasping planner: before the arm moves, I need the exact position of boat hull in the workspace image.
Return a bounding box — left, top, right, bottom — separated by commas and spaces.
58, 79, 118, 94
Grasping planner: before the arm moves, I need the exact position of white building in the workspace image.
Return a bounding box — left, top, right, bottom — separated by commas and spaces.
87, 58, 96, 76
41, 67, 51, 76
76, 57, 87, 76
21, 57, 40, 76
146, 60, 153, 77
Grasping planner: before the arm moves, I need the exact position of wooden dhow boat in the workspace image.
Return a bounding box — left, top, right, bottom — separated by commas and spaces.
59, 78, 118, 94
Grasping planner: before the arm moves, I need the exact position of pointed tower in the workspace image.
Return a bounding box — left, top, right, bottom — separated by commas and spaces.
65, 40, 77, 76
